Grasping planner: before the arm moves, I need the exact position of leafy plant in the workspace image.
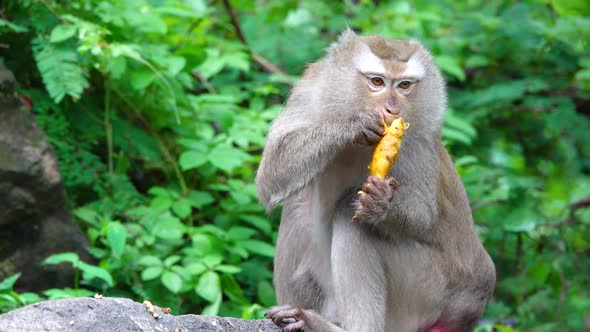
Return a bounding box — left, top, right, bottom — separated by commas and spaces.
0, 0, 589, 330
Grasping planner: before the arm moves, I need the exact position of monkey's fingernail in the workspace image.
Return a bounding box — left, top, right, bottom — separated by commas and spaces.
357, 191, 364, 195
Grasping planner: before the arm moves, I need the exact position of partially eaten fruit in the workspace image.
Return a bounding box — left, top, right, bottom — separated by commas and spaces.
368, 117, 409, 179
353, 117, 409, 221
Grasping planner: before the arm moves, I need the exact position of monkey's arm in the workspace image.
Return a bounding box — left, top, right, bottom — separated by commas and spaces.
256, 105, 382, 211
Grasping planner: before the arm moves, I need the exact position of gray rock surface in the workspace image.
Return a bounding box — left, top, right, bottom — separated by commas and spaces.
0, 297, 282, 332
0, 63, 90, 291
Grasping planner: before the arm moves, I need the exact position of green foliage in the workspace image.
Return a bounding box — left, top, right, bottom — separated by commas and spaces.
1, 0, 589, 330
32, 38, 89, 102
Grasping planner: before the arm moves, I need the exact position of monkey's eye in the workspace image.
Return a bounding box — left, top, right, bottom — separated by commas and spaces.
369, 77, 385, 87
398, 81, 412, 89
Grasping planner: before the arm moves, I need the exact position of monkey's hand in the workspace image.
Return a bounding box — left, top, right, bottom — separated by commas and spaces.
354, 176, 397, 222
352, 111, 388, 146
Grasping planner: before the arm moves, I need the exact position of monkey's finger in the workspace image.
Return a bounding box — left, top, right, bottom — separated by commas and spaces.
265, 305, 293, 319
271, 308, 304, 325
353, 133, 371, 146
386, 177, 398, 189
367, 176, 390, 194
359, 192, 379, 211
362, 181, 383, 197
284, 320, 306, 332
364, 130, 383, 145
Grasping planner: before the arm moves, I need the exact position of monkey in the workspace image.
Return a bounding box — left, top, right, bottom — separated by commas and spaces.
256, 30, 496, 332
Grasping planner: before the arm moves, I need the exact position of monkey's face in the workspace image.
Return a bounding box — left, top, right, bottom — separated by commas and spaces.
327, 33, 446, 136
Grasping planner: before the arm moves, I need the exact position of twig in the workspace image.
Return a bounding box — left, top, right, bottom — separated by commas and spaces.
173, 18, 201, 52
251, 52, 287, 75
191, 71, 217, 94
39, 0, 65, 23
540, 195, 590, 228
220, 0, 286, 75
104, 77, 114, 174
112, 87, 188, 195
570, 195, 590, 211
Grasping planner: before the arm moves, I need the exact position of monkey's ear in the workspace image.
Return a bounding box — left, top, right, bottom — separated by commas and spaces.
326, 28, 359, 55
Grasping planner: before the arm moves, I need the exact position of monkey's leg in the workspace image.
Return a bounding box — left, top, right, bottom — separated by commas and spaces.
330, 215, 387, 332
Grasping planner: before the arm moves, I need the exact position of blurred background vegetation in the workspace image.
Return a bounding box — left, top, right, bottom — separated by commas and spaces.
1, 0, 589, 331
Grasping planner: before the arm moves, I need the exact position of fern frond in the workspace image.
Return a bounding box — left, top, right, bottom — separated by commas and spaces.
33, 38, 89, 103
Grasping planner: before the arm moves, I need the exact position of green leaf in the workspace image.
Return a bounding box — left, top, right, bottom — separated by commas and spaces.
141, 266, 163, 281
78, 262, 114, 287
196, 271, 221, 302
529, 262, 552, 285
138, 256, 162, 267
130, 70, 157, 90
164, 255, 182, 267
435, 55, 465, 81
106, 222, 127, 258
195, 48, 225, 79
192, 233, 214, 253
42, 253, 80, 266
161, 271, 183, 293
0, 274, 21, 291
0, 18, 28, 33
33, 39, 89, 102
214, 264, 242, 274
189, 191, 215, 208
172, 199, 192, 219
148, 187, 171, 197
257, 280, 276, 307
208, 144, 252, 173
152, 217, 185, 241
239, 240, 275, 257
50, 24, 77, 43
202, 255, 223, 268
186, 262, 208, 276
43, 288, 94, 299
179, 151, 208, 170
239, 215, 271, 235
221, 275, 247, 304
551, 0, 590, 16
73, 208, 100, 226
150, 196, 173, 211
165, 56, 186, 76
227, 226, 257, 241
201, 293, 222, 316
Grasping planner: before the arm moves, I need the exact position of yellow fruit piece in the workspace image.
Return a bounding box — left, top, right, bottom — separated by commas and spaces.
368, 117, 409, 179
352, 118, 409, 221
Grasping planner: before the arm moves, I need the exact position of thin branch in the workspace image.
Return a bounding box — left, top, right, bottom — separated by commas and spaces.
173, 18, 201, 52
39, 0, 65, 23
112, 88, 188, 195
570, 195, 590, 211
191, 71, 217, 94
251, 52, 287, 75
220, 0, 286, 75
539, 195, 590, 228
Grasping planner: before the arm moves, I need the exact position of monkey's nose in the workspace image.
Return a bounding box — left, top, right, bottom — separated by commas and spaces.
385, 98, 399, 115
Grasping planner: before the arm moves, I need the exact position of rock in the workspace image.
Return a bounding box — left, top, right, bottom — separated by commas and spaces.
0, 62, 90, 291
0, 297, 282, 332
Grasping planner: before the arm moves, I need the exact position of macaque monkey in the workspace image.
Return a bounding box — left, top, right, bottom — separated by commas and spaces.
256, 30, 495, 332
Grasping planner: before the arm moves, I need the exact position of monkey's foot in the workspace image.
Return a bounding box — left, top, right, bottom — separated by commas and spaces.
266, 305, 307, 332
354, 176, 397, 222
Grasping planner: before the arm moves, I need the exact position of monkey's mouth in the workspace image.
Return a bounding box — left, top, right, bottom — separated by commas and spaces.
382, 111, 403, 126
